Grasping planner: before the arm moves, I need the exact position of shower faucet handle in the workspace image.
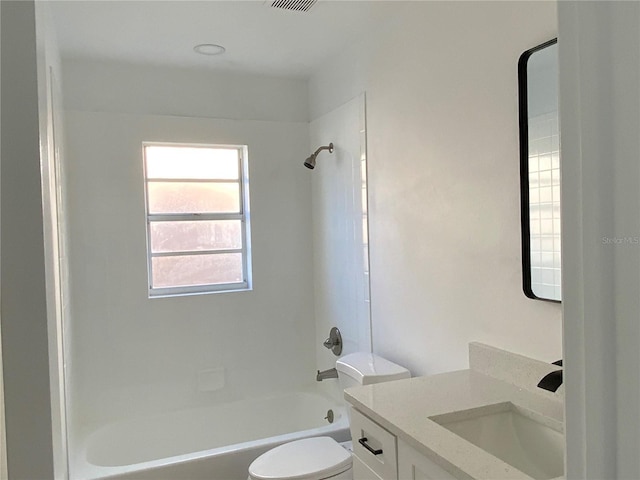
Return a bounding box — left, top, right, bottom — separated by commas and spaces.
323, 327, 342, 356
323, 338, 337, 348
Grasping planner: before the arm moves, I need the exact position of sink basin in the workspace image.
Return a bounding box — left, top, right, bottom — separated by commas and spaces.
430, 402, 564, 480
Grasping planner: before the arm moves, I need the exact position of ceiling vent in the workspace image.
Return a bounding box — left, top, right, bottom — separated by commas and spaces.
268, 0, 318, 13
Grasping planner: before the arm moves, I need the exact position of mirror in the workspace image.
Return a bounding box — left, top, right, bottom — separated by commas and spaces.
518, 39, 561, 302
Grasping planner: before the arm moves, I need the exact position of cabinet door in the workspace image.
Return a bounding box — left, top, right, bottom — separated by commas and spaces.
353, 454, 384, 480
350, 408, 398, 480
398, 439, 457, 480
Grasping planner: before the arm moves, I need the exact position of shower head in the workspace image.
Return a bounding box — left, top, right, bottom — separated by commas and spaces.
304, 143, 334, 170
304, 155, 316, 170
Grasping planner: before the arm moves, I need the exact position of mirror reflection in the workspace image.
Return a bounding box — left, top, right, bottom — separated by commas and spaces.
519, 39, 561, 302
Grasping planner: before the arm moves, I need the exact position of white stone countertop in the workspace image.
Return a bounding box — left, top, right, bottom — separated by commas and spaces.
344, 368, 564, 480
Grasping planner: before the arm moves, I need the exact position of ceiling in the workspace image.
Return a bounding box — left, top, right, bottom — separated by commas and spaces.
50, 0, 401, 78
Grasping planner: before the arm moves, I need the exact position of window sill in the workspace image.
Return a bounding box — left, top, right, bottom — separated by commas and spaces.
148, 285, 252, 299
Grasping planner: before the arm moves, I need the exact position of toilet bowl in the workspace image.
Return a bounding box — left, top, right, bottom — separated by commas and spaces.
248, 353, 410, 480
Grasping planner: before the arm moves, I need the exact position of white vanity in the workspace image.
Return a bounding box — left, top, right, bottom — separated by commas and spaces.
345, 343, 564, 480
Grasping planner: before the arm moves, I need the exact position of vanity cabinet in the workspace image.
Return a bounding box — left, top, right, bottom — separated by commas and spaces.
350, 407, 457, 480
353, 455, 384, 480
397, 439, 457, 480
350, 408, 398, 480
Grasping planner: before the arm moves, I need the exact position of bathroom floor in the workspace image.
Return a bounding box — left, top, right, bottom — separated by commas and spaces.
340, 441, 353, 453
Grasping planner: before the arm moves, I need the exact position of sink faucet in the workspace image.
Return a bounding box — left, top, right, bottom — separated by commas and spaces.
537, 360, 563, 392
316, 367, 338, 382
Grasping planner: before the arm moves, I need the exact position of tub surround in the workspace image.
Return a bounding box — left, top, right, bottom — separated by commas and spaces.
345, 343, 564, 480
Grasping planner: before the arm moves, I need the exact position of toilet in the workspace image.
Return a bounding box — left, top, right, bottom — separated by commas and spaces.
248, 352, 410, 480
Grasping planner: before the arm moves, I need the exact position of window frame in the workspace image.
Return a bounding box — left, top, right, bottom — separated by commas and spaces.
142, 142, 252, 297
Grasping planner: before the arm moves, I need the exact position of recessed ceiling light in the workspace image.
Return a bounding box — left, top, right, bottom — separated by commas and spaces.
193, 44, 226, 56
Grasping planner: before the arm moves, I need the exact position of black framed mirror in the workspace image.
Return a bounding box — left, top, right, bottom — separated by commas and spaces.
518, 39, 561, 302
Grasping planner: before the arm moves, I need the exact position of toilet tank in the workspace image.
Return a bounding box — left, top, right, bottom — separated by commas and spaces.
336, 352, 410, 391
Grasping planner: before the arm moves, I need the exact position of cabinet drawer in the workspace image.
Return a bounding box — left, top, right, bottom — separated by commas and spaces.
350, 407, 398, 480
353, 455, 384, 480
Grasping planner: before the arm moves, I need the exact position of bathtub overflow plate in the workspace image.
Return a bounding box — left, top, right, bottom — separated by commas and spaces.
324, 409, 334, 424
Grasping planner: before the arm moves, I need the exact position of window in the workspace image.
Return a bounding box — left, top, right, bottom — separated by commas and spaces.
143, 143, 251, 296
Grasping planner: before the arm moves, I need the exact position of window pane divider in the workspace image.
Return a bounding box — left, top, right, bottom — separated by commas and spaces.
151, 248, 242, 257
147, 178, 239, 184
148, 213, 243, 222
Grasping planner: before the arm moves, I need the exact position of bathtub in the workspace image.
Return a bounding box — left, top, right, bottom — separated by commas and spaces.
72, 389, 350, 480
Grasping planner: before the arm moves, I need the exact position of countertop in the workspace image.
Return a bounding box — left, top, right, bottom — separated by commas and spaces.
344, 368, 564, 480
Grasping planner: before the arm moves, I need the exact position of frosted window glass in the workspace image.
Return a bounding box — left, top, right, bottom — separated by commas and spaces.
146, 146, 239, 180
150, 220, 242, 253
147, 182, 240, 214
152, 253, 243, 288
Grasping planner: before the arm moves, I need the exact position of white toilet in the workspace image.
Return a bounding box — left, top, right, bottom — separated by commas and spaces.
248, 352, 410, 480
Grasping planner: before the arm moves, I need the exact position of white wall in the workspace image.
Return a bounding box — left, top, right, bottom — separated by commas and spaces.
0, 5, 5, 480
35, 3, 70, 477
0, 1, 56, 477
310, 95, 371, 389
62, 62, 317, 471
62, 58, 308, 122
0, 5, 5, 478
559, 3, 640, 478
309, 1, 562, 376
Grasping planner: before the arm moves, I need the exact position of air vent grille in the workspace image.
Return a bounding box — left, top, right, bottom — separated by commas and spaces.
269, 0, 318, 13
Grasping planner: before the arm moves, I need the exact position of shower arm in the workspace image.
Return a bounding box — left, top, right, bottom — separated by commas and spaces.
312, 143, 334, 158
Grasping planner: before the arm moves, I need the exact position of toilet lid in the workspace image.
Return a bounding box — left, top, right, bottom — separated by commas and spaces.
248, 437, 352, 480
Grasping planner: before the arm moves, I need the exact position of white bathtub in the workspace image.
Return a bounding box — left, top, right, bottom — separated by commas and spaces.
72, 390, 350, 480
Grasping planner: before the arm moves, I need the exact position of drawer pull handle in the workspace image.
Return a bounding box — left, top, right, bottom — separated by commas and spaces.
358, 437, 383, 455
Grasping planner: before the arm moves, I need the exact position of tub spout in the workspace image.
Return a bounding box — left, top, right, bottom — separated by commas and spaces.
316, 368, 338, 381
